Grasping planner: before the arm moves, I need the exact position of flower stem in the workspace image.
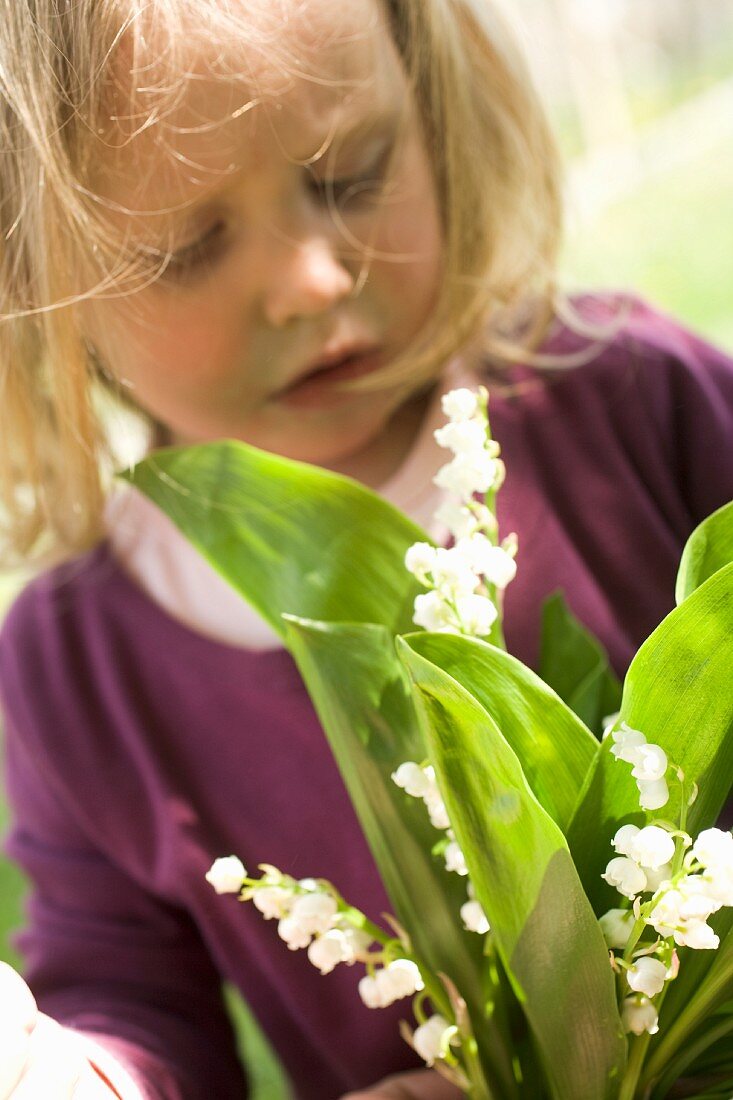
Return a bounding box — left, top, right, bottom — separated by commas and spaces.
619, 1034, 653, 1100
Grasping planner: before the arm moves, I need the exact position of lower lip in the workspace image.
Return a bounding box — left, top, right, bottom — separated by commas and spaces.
277, 350, 384, 409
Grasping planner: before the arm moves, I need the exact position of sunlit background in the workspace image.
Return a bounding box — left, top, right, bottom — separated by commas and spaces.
1, 3, 731, 1093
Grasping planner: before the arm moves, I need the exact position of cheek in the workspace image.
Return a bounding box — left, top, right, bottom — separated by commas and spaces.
369, 158, 442, 321
98, 295, 240, 391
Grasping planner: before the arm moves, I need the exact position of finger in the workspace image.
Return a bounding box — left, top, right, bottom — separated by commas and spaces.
0, 1024, 30, 1098
0, 966, 37, 1034
9, 1016, 86, 1100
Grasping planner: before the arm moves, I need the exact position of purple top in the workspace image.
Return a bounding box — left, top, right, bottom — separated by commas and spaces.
2, 296, 732, 1099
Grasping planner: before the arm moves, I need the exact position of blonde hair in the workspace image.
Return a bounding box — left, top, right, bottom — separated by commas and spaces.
0, 0, 622, 569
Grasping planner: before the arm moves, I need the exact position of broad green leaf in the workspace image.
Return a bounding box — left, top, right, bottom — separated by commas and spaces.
283, 617, 518, 1100
539, 592, 623, 736
676, 500, 733, 605
120, 441, 425, 636
567, 563, 733, 911
398, 637, 626, 1100
400, 632, 598, 831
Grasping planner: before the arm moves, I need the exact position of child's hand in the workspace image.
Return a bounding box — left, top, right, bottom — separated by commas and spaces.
0, 963, 115, 1098
340, 1068, 464, 1099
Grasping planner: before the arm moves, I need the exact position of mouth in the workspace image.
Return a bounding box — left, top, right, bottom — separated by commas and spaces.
277, 348, 384, 409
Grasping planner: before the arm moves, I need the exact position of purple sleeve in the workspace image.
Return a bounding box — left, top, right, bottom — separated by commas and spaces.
1, 706, 247, 1100
630, 300, 733, 525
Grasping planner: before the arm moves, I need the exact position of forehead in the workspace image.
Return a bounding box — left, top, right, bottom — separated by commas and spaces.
94, 0, 405, 217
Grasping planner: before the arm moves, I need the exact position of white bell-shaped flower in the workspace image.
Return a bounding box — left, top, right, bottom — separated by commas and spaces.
376, 959, 424, 1003
628, 826, 676, 870
626, 957, 668, 998
434, 500, 479, 540
637, 777, 669, 811
277, 915, 313, 951
598, 908, 635, 949
252, 886, 292, 919
307, 930, 351, 975
424, 786, 451, 831
630, 744, 668, 783
413, 591, 457, 634
289, 892, 338, 935
444, 840, 468, 876
358, 974, 387, 1009
692, 828, 733, 871
674, 919, 719, 950
602, 857, 647, 899
610, 723, 647, 763
441, 389, 479, 423
643, 864, 673, 894
404, 543, 437, 584
205, 856, 246, 895
612, 825, 640, 857
621, 996, 659, 1036
413, 1015, 456, 1066
434, 418, 487, 455
431, 547, 479, 597
434, 452, 498, 498
461, 898, 490, 935
454, 593, 498, 636
391, 762, 431, 799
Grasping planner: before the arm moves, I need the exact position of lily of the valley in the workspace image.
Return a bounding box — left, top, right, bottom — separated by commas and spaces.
412, 1015, 459, 1067
205, 856, 246, 895
358, 959, 424, 1008
621, 996, 659, 1036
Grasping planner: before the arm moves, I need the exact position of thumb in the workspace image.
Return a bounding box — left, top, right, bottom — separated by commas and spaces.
0, 963, 37, 1034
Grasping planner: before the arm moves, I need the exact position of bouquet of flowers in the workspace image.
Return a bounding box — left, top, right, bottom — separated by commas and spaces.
122, 387, 733, 1100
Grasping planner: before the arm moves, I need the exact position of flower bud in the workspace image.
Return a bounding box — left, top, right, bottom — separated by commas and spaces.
598, 908, 635, 949
621, 996, 659, 1036
205, 856, 246, 895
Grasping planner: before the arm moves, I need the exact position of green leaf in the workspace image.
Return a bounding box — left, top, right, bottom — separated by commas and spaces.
283, 617, 518, 1100
539, 592, 623, 736
398, 636, 626, 1100
120, 441, 426, 636
567, 563, 733, 911
676, 500, 733, 605
398, 632, 598, 832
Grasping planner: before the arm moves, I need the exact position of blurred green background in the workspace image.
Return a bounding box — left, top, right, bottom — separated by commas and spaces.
0, 3, 731, 1097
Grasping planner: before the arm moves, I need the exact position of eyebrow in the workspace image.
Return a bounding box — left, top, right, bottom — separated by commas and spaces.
157, 103, 402, 218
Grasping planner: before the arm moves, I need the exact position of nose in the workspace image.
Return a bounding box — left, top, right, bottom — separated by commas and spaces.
262, 235, 356, 328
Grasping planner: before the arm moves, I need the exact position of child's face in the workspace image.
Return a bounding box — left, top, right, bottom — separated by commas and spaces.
84, 0, 443, 475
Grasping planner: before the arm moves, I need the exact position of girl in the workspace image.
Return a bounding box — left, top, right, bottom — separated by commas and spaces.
0, 1, 731, 1098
